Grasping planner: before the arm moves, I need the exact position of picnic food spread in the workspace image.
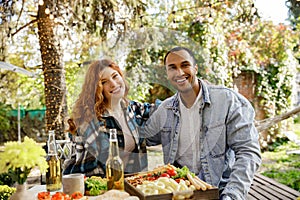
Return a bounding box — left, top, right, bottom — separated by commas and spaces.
37, 164, 217, 200
125, 164, 215, 199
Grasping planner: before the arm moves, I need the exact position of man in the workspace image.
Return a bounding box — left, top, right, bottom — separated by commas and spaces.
144, 46, 261, 200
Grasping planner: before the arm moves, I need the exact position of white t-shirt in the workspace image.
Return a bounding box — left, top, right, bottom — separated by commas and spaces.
176, 90, 202, 174
110, 110, 136, 152
110, 110, 136, 167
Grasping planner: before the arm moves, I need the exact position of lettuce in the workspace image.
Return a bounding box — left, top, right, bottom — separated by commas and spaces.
173, 166, 195, 179
85, 176, 107, 196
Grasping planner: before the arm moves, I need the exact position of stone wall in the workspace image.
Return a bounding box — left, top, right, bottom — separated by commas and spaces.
233, 71, 265, 121
233, 71, 268, 141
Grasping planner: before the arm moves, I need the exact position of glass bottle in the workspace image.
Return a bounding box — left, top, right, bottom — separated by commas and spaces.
106, 129, 124, 190
46, 130, 62, 191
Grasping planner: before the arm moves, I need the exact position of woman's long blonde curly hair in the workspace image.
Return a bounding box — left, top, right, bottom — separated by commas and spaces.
67, 59, 129, 134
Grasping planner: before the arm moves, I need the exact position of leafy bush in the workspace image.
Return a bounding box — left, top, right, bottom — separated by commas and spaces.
266, 137, 289, 152
293, 115, 300, 124
0, 111, 46, 144
0, 185, 16, 200
0, 103, 12, 142
0, 172, 14, 186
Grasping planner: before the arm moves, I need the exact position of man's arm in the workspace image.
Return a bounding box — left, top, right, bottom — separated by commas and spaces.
143, 104, 167, 146
222, 99, 262, 199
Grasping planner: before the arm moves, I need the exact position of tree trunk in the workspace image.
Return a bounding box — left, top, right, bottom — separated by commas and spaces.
37, 0, 67, 139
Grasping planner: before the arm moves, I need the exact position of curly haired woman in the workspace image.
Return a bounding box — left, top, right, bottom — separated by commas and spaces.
63, 59, 155, 177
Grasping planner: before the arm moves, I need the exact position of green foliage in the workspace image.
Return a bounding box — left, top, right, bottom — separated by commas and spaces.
0, 185, 16, 200
286, 0, 300, 28
262, 169, 300, 192
294, 115, 300, 124
125, 49, 153, 102
0, 137, 48, 184
0, 0, 299, 146
0, 114, 46, 144
64, 62, 87, 114
0, 54, 45, 109
0, 103, 12, 142
261, 141, 300, 192
0, 173, 14, 186
266, 137, 289, 152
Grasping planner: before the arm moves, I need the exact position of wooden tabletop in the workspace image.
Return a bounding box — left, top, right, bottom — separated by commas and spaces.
248, 173, 300, 200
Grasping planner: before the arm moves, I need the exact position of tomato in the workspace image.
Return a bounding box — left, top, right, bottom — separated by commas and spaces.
64, 193, 71, 200
167, 169, 177, 177
37, 191, 50, 200
174, 178, 184, 183
51, 192, 63, 200
71, 191, 84, 199
147, 176, 156, 181
160, 173, 170, 178
51, 192, 71, 200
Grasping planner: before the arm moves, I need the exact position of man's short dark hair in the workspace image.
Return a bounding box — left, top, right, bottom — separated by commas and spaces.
163, 46, 197, 66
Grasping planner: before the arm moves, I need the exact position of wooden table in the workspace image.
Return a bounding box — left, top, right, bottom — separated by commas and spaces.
248, 173, 300, 200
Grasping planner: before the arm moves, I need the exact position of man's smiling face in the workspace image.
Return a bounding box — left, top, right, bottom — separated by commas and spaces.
165, 49, 198, 93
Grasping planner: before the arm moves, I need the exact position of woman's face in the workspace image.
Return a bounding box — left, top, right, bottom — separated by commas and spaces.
99, 67, 126, 103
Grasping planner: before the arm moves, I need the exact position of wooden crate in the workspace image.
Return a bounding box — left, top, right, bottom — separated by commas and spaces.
125, 180, 219, 200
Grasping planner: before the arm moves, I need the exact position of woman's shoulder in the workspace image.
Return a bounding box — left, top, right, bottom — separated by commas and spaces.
128, 100, 155, 109
128, 100, 160, 117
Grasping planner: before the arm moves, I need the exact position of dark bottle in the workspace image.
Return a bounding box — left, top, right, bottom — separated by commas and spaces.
46, 130, 62, 191
106, 129, 124, 190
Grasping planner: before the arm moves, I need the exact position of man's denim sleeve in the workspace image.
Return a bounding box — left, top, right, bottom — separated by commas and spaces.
221, 100, 261, 199
143, 101, 165, 146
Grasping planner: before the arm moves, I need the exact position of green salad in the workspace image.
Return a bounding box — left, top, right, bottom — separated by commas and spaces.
85, 176, 107, 196
172, 166, 195, 179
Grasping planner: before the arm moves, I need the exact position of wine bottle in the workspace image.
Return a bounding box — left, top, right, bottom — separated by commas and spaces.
46, 130, 62, 191
106, 128, 124, 190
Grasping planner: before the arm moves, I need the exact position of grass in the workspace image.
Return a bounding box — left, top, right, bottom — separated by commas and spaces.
260, 123, 300, 192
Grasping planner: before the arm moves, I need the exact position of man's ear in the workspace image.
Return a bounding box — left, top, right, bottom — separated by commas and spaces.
194, 64, 198, 74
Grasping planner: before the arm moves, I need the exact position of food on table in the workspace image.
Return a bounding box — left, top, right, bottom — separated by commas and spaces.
37, 191, 51, 200
51, 192, 70, 200
71, 191, 84, 199
37, 191, 86, 200
93, 189, 137, 200
125, 164, 214, 197
84, 176, 107, 196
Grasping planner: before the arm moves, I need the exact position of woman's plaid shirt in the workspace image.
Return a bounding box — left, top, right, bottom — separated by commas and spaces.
63, 100, 156, 177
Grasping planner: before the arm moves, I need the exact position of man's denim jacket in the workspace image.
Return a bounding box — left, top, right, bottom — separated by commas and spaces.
144, 79, 262, 200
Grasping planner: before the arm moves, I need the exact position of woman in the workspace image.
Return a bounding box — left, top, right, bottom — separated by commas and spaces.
63, 59, 154, 177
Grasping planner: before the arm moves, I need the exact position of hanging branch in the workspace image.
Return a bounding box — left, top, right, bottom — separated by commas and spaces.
15, 0, 25, 28
11, 19, 38, 37
255, 105, 300, 132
